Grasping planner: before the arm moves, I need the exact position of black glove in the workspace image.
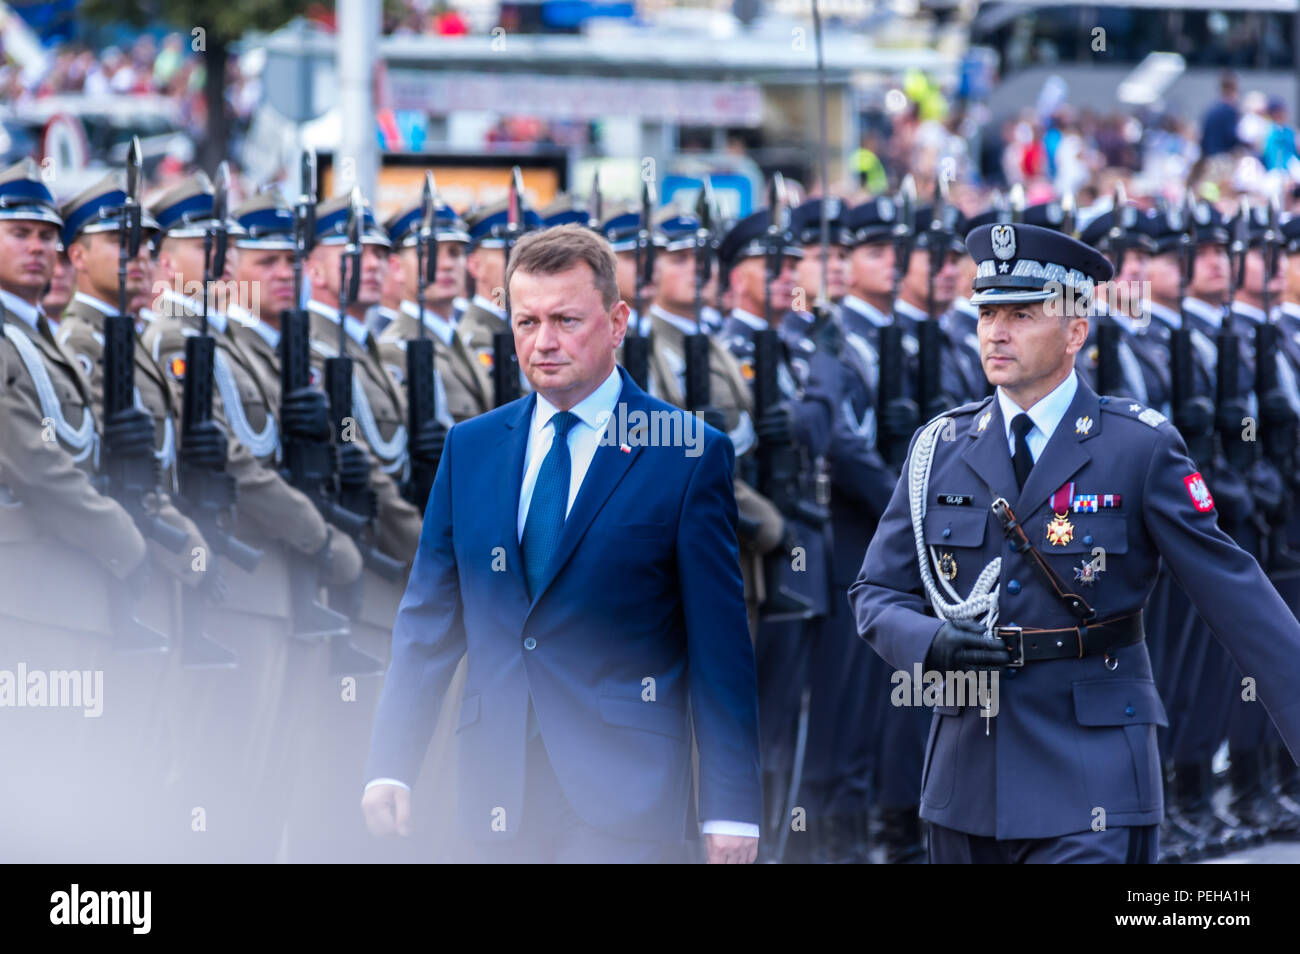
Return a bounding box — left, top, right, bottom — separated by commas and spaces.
103, 408, 156, 460
756, 403, 795, 445
881, 397, 920, 439
337, 441, 371, 489
1215, 398, 1249, 437
409, 420, 447, 466
1259, 389, 1299, 428
924, 619, 1010, 672
281, 387, 332, 441
180, 420, 228, 471
1175, 397, 1215, 437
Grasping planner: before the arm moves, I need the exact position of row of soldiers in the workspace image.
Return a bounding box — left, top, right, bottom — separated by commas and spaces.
3, 136, 1299, 863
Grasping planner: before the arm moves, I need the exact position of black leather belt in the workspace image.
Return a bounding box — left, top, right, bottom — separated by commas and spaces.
996, 610, 1144, 667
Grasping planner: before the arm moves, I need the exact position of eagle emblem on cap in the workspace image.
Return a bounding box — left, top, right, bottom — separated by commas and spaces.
991, 224, 1016, 260
877, 197, 895, 219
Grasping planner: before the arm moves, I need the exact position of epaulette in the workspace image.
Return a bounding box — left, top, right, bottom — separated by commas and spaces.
1097, 395, 1169, 429
927, 394, 993, 428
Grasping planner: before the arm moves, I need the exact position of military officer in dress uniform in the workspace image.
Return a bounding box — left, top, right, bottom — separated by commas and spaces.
459, 198, 542, 400
783, 197, 899, 862
376, 199, 490, 423
0, 160, 159, 861
717, 207, 835, 858
599, 201, 658, 338
851, 221, 1300, 863
643, 206, 781, 637
56, 173, 213, 624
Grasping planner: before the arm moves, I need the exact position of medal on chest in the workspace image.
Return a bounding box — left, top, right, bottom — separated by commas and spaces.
1046, 482, 1074, 546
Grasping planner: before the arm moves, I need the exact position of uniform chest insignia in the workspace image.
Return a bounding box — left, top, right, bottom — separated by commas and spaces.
167, 353, 186, 381
1074, 415, 1093, 435
1138, 408, 1167, 428
476, 348, 494, 369
1046, 512, 1074, 546
977, 410, 991, 432
937, 552, 958, 581
1074, 559, 1099, 585
740, 360, 755, 381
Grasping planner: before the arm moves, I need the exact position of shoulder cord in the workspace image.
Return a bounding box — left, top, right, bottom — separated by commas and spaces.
3, 324, 96, 464
908, 414, 1001, 636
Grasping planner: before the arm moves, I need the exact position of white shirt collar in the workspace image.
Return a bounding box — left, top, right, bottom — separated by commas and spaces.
399, 299, 454, 346
841, 294, 890, 327
73, 290, 119, 316
532, 365, 623, 437
308, 299, 370, 347
1231, 300, 1267, 324
472, 293, 506, 320
730, 307, 766, 331
996, 369, 1079, 457
251, 319, 279, 350
1280, 301, 1300, 322
161, 287, 227, 333
650, 303, 699, 336
892, 297, 928, 322
1182, 297, 1223, 329
0, 288, 42, 331
1147, 301, 1182, 329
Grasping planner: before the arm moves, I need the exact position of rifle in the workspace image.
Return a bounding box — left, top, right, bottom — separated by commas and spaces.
877, 175, 919, 469
917, 178, 953, 421
491, 167, 525, 407
277, 149, 355, 644
684, 184, 714, 417
624, 174, 653, 388
100, 136, 186, 651
402, 171, 442, 512
1171, 192, 1215, 467
1216, 200, 1252, 472
1095, 184, 1130, 397
174, 162, 260, 666
753, 174, 826, 621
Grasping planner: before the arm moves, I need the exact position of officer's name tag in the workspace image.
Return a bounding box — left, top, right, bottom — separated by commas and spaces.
936, 494, 973, 506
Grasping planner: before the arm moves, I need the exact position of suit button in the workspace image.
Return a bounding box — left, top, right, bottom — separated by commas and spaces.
523, 637, 537, 651
1125, 704, 1135, 717
1083, 534, 1093, 545
942, 527, 951, 538
1006, 580, 1021, 594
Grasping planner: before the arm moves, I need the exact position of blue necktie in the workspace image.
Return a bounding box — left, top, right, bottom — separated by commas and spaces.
522, 410, 578, 599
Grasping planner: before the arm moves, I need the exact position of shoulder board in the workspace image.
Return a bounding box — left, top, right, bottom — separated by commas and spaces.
927, 394, 993, 427
1098, 396, 1169, 428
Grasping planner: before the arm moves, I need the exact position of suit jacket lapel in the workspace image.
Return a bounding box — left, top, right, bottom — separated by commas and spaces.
960, 398, 1017, 499
1015, 380, 1099, 515
527, 369, 646, 611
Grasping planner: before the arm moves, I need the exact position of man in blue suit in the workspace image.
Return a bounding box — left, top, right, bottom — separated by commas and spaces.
851, 223, 1300, 863
362, 224, 762, 863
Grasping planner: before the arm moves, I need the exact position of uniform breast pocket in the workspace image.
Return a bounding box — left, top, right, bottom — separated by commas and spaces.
1038, 513, 1128, 556
923, 508, 989, 592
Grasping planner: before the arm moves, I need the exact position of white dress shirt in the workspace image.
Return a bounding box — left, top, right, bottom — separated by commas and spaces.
307, 299, 370, 347
373, 364, 758, 838
0, 288, 43, 332
471, 293, 506, 321
399, 299, 455, 347
841, 294, 891, 327
996, 369, 1079, 464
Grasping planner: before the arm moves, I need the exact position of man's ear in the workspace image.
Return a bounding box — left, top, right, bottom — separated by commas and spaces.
66, 238, 88, 271
1065, 314, 1091, 356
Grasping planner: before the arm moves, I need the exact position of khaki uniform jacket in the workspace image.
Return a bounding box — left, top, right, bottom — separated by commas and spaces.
141, 295, 346, 618
456, 297, 530, 406
0, 311, 146, 635
306, 302, 422, 563
375, 304, 490, 423
646, 309, 783, 620
57, 294, 208, 588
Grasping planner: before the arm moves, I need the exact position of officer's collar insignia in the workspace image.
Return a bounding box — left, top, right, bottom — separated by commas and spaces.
991, 224, 1016, 260
977, 410, 991, 432
1074, 414, 1093, 435
937, 552, 958, 581
1074, 559, 1099, 585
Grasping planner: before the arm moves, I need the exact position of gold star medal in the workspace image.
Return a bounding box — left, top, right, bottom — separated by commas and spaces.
1046, 512, 1074, 546
937, 552, 958, 581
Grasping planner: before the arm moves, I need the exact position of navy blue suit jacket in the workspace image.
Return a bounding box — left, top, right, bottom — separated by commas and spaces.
366, 366, 762, 842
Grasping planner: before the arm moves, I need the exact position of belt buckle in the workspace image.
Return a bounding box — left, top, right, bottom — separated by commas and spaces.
996, 625, 1025, 668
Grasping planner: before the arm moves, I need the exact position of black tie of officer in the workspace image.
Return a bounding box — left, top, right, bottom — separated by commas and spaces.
1011, 413, 1035, 490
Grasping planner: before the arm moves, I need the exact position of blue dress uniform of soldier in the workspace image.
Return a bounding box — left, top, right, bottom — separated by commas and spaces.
781, 199, 899, 861
850, 223, 1300, 863
717, 208, 835, 856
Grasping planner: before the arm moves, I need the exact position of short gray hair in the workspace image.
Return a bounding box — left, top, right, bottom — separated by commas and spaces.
504, 224, 620, 310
